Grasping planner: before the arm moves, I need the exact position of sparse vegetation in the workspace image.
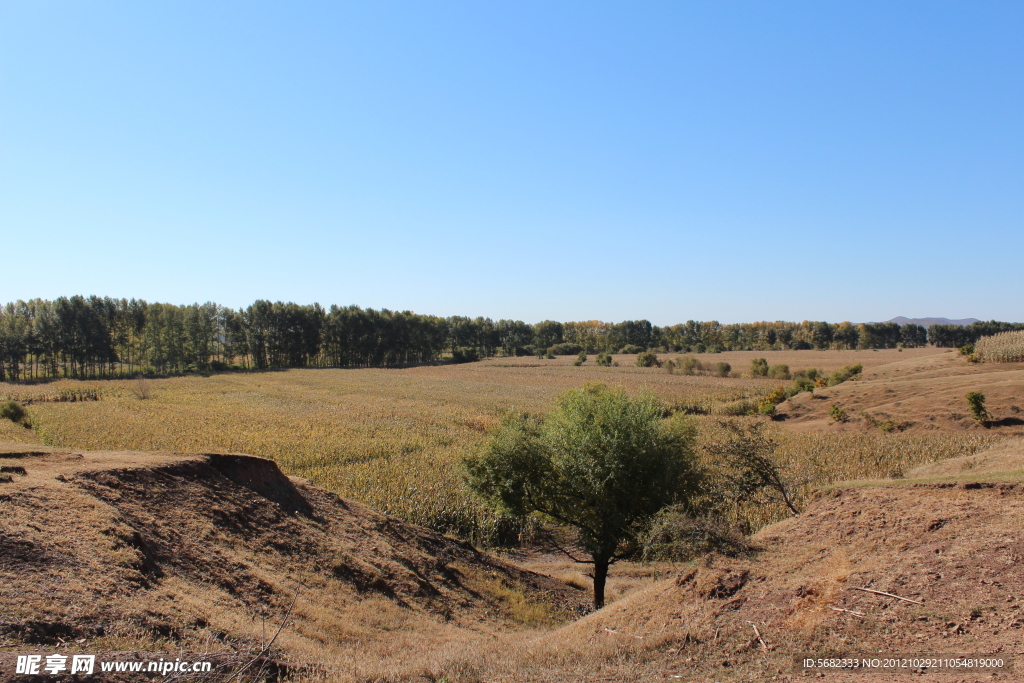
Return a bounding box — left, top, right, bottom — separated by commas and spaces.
767, 364, 791, 380
703, 420, 800, 515
750, 358, 768, 377
829, 403, 849, 424
715, 361, 731, 377
594, 352, 612, 367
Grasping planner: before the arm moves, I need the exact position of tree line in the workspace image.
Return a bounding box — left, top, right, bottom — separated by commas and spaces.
0, 295, 1020, 381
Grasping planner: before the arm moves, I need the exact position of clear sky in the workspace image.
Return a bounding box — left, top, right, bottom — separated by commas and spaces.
2, 1, 1021, 324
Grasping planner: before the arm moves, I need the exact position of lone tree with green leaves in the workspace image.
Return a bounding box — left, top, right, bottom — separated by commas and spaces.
463, 382, 702, 609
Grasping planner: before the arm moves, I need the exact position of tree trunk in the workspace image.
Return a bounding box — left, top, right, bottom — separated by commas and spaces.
592, 557, 610, 610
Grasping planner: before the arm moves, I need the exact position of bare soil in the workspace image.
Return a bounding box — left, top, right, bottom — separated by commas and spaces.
0, 445, 586, 682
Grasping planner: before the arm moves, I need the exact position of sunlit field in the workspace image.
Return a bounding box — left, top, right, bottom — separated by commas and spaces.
1, 348, 997, 538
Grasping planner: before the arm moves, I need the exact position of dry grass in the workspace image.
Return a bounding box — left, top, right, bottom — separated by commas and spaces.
976, 330, 1024, 363
0, 349, 1005, 538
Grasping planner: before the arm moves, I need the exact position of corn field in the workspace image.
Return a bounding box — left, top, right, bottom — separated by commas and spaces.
975, 330, 1024, 363
0, 358, 1006, 541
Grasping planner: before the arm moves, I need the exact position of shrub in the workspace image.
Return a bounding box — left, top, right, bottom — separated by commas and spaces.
572, 351, 587, 366
635, 352, 661, 368
758, 401, 777, 418
966, 391, 990, 423
595, 352, 612, 367
829, 404, 849, 423
549, 343, 584, 356
642, 505, 751, 562
750, 358, 769, 377
664, 359, 677, 374
0, 400, 30, 427
719, 399, 758, 416
763, 386, 788, 406
827, 363, 863, 387
958, 344, 975, 357
678, 356, 701, 375
715, 361, 731, 377
618, 344, 644, 355
451, 347, 480, 363
790, 376, 815, 394
767, 364, 791, 380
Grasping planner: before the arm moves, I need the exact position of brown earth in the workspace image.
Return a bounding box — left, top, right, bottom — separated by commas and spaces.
776, 351, 1024, 435
452, 467, 1024, 682
0, 444, 587, 682
7, 439, 1024, 682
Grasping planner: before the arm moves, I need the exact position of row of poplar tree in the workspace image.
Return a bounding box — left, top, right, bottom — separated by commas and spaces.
0, 296, 1020, 381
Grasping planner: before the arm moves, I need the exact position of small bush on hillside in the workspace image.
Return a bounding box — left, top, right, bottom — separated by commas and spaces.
966, 391, 990, 423
827, 363, 863, 387
715, 361, 731, 377
829, 404, 849, 423
572, 351, 587, 366
635, 352, 661, 368
750, 358, 769, 377
758, 401, 777, 418
618, 344, 644, 355
958, 344, 975, 357
763, 386, 788, 406
451, 347, 479, 363
767, 364, 791, 380
1, 400, 30, 427
790, 376, 815, 394
595, 352, 612, 367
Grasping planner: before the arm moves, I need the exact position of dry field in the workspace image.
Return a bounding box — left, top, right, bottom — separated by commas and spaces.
0, 348, 1009, 538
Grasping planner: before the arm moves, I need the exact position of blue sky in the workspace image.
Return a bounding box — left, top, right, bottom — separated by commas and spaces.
2, 1, 1021, 324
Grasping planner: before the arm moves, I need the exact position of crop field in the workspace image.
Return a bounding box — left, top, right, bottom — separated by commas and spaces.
0, 348, 1000, 538
976, 330, 1024, 363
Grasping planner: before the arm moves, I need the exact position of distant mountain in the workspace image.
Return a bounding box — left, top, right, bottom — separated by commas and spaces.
883, 316, 980, 328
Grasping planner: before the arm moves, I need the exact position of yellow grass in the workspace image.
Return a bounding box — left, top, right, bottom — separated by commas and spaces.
0, 350, 1002, 537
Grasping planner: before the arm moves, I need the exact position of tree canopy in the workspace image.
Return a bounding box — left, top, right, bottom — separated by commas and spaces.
464, 383, 701, 609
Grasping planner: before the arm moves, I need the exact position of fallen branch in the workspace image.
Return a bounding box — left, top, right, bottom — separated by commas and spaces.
746, 621, 768, 652
831, 607, 867, 617
848, 587, 924, 605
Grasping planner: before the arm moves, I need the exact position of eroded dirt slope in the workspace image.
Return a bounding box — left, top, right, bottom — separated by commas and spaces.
445, 481, 1024, 682
0, 444, 586, 682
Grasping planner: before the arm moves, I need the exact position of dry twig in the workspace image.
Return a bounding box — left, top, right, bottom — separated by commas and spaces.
848, 586, 924, 605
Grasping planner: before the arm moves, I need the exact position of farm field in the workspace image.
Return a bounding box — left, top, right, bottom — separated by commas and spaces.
0, 347, 1005, 537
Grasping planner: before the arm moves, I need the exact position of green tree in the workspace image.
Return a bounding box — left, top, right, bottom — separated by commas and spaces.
464, 383, 701, 609
965, 391, 989, 423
